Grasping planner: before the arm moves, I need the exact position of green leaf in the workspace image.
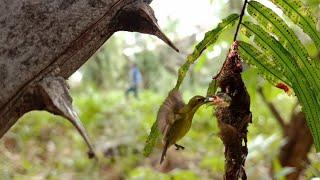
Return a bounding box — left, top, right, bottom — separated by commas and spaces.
247, 1, 310, 63
174, 14, 239, 90
290, 82, 320, 151
270, 0, 320, 49
143, 121, 160, 157
247, 1, 320, 95
241, 22, 299, 78
238, 41, 290, 86
194, 55, 207, 72
206, 79, 218, 97
241, 21, 320, 151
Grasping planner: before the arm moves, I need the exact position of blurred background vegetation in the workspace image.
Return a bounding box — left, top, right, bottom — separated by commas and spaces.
1, 0, 320, 179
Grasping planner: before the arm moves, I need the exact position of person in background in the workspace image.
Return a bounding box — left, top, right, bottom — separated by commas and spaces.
125, 63, 143, 99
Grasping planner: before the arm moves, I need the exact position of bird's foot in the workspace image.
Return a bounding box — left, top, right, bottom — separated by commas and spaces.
174, 144, 185, 150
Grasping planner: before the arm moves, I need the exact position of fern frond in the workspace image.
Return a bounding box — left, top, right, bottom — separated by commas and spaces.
241, 21, 320, 151
271, 0, 320, 49
241, 22, 299, 77
247, 1, 309, 65
238, 41, 290, 86
290, 82, 320, 151
247, 1, 320, 94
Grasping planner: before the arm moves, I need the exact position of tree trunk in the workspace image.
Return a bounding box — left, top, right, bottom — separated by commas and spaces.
0, 0, 178, 154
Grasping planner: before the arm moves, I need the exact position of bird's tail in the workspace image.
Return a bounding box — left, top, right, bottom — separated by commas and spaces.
160, 140, 169, 164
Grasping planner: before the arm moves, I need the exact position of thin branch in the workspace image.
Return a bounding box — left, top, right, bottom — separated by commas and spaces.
233, 0, 248, 41
257, 87, 287, 130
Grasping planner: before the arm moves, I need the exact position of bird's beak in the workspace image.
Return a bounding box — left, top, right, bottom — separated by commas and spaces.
204, 95, 231, 107
204, 97, 215, 103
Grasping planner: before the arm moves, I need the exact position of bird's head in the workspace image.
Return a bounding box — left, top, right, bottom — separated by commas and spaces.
187, 95, 214, 111
206, 92, 232, 108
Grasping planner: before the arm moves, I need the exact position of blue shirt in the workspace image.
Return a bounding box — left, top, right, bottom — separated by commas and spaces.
132, 67, 142, 86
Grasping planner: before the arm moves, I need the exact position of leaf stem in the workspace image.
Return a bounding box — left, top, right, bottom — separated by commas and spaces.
233, 0, 248, 41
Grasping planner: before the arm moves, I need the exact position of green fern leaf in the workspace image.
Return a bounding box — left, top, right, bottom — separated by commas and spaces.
291, 82, 320, 151
241, 22, 299, 77
247, 1, 320, 94
175, 14, 239, 89
241, 22, 320, 151
271, 0, 320, 49
238, 41, 290, 86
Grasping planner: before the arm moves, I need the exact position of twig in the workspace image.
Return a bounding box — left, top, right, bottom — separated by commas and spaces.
233, 0, 248, 41
257, 87, 287, 130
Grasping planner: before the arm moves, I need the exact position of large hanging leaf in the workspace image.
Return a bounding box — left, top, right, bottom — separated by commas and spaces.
238, 41, 290, 86
241, 21, 320, 151
174, 14, 239, 90
247, 1, 320, 96
270, 0, 320, 49
241, 22, 299, 76
247, 1, 309, 63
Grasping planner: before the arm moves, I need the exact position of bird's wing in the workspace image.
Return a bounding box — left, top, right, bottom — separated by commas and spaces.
160, 139, 169, 164
162, 118, 172, 139
177, 105, 190, 114
169, 90, 185, 113
157, 90, 185, 135
157, 99, 176, 136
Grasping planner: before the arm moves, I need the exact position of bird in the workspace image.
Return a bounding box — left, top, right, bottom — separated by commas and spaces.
157, 90, 229, 164
211, 92, 232, 108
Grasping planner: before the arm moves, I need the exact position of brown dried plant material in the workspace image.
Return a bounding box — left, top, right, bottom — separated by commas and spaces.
213, 41, 252, 180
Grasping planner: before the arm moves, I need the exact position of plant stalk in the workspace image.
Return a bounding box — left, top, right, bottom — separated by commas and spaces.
233, 0, 248, 41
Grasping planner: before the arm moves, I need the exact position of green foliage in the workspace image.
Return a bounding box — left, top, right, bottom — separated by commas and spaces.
174, 14, 239, 90
206, 79, 218, 96
239, 1, 320, 150
3, 0, 320, 179
167, 0, 320, 151
247, 1, 310, 64
238, 41, 290, 86
241, 21, 299, 75
143, 121, 160, 157
271, 0, 320, 49
3, 75, 320, 179
246, 1, 320, 93
143, 14, 240, 156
